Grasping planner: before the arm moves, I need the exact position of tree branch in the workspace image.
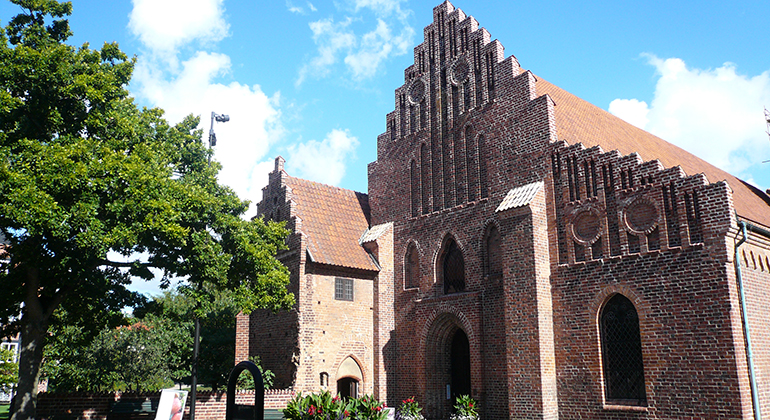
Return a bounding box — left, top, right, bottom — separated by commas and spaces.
98, 259, 153, 268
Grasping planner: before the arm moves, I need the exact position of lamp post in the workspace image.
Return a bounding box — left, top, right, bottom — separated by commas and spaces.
209, 112, 230, 147
190, 111, 229, 420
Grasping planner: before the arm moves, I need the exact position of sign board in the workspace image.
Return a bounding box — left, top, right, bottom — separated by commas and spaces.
155, 389, 188, 420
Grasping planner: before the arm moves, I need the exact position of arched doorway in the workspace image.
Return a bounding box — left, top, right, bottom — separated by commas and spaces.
450, 329, 471, 403
335, 356, 363, 399
337, 377, 358, 399
424, 313, 473, 419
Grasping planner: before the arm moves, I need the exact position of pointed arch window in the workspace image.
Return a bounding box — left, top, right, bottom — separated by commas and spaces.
410, 159, 419, 217
485, 225, 502, 279
478, 134, 488, 198
600, 294, 647, 406
441, 239, 465, 294
405, 243, 420, 290
466, 126, 478, 202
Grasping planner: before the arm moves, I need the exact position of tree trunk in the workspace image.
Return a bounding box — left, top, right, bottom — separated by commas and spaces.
10, 316, 47, 420
11, 266, 51, 420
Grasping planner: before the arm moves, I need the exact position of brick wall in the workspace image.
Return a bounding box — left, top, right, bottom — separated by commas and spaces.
368, 3, 561, 418
366, 224, 395, 403
246, 160, 304, 389
36, 390, 296, 420
246, 157, 380, 398
295, 263, 376, 395
736, 229, 770, 416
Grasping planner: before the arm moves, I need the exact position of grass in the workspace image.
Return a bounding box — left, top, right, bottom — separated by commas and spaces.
0, 403, 9, 420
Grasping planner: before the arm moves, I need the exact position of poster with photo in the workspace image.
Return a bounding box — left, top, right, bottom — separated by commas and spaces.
155, 389, 187, 420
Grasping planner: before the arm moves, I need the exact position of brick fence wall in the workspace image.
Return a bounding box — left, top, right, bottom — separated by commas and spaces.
37, 389, 296, 420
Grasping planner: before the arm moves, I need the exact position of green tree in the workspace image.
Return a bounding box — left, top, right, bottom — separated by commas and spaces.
0, 347, 18, 395
0, 1, 294, 419
135, 288, 240, 392
43, 309, 191, 392
43, 288, 252, 393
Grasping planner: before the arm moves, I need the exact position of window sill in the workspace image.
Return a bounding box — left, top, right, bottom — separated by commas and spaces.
603, 403, 648, 412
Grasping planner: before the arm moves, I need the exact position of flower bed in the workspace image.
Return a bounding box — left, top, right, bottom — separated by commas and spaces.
283, 392, 479, 420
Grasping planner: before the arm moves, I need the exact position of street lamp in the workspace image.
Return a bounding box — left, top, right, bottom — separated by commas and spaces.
208, 112, 230, 148
191, 111, 230, 420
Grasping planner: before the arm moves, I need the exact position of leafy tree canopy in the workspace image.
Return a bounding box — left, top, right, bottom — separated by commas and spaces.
43, 308, 191, 392
44, 288, 275, 393
0, 1, 294, 418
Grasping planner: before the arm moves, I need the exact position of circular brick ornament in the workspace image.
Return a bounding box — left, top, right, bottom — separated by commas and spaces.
451, 57, 470, 85
570, 209, 602, 245
623, 198, 659, 235
408, 78, 425, 104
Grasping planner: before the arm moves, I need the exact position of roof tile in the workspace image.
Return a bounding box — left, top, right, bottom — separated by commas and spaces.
284, 176, 378, 271
537, 77, 770, 228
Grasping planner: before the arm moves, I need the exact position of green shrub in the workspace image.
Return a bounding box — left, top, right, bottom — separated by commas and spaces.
283, 391, 387, 420
348, 394, 387, 420
235, 356, 275, 390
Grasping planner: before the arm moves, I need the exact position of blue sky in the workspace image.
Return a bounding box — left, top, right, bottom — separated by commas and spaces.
3, 0, 769, 296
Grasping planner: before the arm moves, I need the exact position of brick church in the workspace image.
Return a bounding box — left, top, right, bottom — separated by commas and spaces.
236, 2, 770, 418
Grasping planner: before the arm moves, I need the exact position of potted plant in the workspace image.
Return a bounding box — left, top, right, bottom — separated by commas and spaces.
394, 396, 424, 420
449, 395, 478, 420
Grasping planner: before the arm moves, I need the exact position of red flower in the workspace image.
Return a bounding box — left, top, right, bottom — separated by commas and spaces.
332, 396, 340, 403
375, 405, 382, 412
469, 403, 474, 408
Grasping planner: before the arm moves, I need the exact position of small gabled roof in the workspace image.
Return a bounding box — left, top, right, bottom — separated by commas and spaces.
284, 176, 378, 272
537, 77, 770, 228
360, 223, 392, 245
496, 181, 544, 213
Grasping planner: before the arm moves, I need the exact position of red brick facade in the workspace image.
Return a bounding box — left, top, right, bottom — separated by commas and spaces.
239, 157, 390, 399
238, 1, 770, 419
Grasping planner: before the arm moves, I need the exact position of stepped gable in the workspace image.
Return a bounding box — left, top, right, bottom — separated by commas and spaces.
284, 176, 377, 271
381, 0, 770, 228
538, 77, 770, 228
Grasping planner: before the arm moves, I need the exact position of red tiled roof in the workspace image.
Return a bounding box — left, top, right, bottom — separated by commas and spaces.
284, 176, 378, 271
536, 77, 770, 228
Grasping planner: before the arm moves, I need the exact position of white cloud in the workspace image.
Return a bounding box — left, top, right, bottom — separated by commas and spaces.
296, 1, 414, 86
286, 129, 359, 185
286, 0, 305, 14
608, 98, 649, 129
352, 0, 407, 17
297, 17, 357, 86
344, 18, 413, 80
132, 52, 284, 216
128, 0, 229, 55
609, 55, 770, 175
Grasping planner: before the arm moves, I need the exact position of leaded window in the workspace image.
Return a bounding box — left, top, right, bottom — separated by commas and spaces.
600, 294, 647, 405
442, 239, 465, 294
335, 278, 354, 301
405, 243, 420, 289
